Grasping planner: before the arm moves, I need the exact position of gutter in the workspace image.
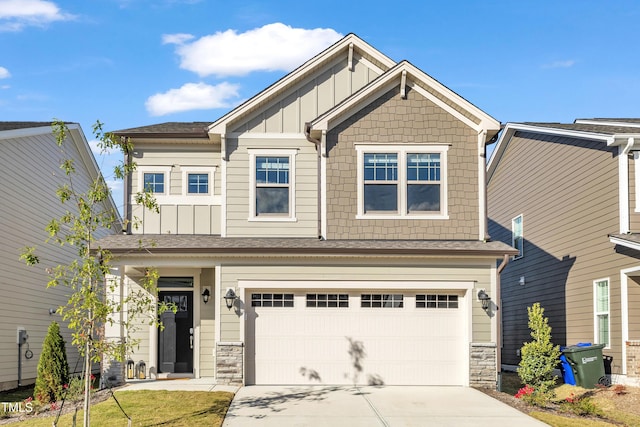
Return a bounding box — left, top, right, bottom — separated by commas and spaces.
496, 253, 510, 387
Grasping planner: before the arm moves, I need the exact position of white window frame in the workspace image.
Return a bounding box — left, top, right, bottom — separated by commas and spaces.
355, 144, 449, 219
248, 149, 297, 222
180, 166, 219, 204
594, 278, 611, 349
136, 166, 172, 204
512, 214, 524, 260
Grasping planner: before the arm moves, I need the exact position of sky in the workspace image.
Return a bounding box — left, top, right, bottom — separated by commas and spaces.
2, 0, 640, 210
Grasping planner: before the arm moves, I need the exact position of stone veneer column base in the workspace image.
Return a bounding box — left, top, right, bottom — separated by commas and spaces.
216, 342, 244, 386
470, 342, 497, 389
627, 341, 640, 381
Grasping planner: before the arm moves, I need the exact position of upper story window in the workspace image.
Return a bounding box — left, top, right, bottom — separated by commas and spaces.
248, 149, 297, 221
594, 278, 610, 348
188, 173, 209, 194
144, 173, 165, 194
512, 214, 523, 259
356, 144, 449, 219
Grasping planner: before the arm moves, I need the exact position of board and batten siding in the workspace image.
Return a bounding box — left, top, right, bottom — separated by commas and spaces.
217, 259, 495, 343
230, 56, 381, 135
225, 137, 318, 237
0, 129, 112, 390
130, 146, 222, 235
488, 131, 638, 371
326, 86, 480, 239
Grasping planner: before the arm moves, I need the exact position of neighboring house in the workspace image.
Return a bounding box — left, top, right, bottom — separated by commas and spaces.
0, 122, 119, 391
487, 118, 640, 386
99, 33, 516, 388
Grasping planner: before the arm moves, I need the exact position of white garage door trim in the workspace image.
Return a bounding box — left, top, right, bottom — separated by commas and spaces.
239, 280, 473, 386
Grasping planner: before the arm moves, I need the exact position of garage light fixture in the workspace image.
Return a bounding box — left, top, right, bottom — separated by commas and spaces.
224, 288, 238, 310
477, 289, 491, 311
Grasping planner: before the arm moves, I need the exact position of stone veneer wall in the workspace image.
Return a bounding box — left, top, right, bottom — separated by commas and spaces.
101, 355, 125, 387
470, 343, 497, 389
216, 342, 243, 385
627, 341, 640, 380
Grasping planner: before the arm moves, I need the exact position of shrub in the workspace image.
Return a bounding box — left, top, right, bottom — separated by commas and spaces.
560, 392, 603, 417
517, 303, 561, 406
34, 322, 69, 404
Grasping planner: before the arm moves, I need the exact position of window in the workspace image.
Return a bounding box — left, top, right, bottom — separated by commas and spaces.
512, 215, 523, 259
594, 279, 610, 347
361, 294, 403, 308
416, 294, 458, 309
306, 293, 349, 308
251, 293, 294, 307
143, 173, 165, 193
248, 149, 297, 221
188, 173, 208, 194
356, 145, 448, 219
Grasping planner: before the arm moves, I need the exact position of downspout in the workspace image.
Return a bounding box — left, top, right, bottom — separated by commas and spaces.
478, 130, 489, 241
305, 123, 324, 239
123, 146, 132, 235
496, 253, 510, 390
620, 137, 635, 234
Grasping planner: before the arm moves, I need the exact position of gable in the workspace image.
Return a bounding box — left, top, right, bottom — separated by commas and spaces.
209, 33, 396, 140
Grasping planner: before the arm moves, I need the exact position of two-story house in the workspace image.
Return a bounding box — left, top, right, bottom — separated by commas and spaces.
99, 33, 516, 388
0, 122, 119, 391
487, 119, 640, 386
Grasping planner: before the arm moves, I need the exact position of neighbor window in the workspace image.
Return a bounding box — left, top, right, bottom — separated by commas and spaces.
512, 215, 523, 259
356, 145, 448, 219
249, 149, 297, 221
143, 173, 165, 193
188, 173, 209, 194
594, 279, 610, 347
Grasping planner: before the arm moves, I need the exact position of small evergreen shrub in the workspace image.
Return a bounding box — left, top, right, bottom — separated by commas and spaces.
34, 322, 69, 404
517, 303, 561, 406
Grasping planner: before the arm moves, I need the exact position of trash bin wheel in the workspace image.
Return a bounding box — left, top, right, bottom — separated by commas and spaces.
598, 376, 611, 387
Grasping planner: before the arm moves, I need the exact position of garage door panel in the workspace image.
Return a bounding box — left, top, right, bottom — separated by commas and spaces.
246, 290, 468, 385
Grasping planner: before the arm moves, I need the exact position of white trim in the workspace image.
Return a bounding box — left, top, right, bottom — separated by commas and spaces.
221, 136, 227, 237
575, 119, 640, 129
238, 280, 474, 290
355, 144, 449, 220
620, 146, 630, 233
610, 235, 640, 251
593, 277, 611, 349
226, 132, 306, 139
619, 265, 640, 376
248, 148, 298, 221
635, 152, 640, 213
478, 131, 487, 240
320, 132, 327, 239
180, 166, 218, 205
408, 82, 480, 132
214, 265, 222, 381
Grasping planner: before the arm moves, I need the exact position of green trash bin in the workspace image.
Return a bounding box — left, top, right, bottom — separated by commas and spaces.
561, 344, 610, 388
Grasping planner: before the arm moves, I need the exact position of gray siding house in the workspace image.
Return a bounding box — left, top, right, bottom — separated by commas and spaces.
100, 33, 516, 388
487, 119, 640, 386
0, 122, 119, 391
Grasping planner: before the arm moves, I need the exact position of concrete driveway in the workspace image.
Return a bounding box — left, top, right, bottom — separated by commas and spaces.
222, 385, 547, 427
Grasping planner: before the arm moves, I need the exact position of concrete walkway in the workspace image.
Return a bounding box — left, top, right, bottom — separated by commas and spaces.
222, 385, 548, 427
117, 378, 238, 393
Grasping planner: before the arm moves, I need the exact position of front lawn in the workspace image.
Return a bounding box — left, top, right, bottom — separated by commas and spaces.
1, 390, 233, 427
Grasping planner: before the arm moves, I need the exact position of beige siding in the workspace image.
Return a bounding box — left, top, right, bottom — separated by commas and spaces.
629, 156, 640, 232
130, 145, 222, 235
199, 268, 216, 377
630, 277, 640, 340
488, 131, 638, 373
218, 259, 494, 343
0, 129, 112, 390
230, 56, 380, 134
326, 86, 480, 239
225, 137, 318, 237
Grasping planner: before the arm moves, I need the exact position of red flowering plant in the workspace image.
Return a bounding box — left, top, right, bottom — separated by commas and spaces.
515, 385, 535, 399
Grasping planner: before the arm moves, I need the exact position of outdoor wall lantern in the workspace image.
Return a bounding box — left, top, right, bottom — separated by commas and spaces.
224, 288, 237, 310
201, 288, 210, 304
478, 289, 491, 311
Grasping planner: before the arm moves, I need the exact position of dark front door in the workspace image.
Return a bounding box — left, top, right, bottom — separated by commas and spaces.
158, 291, 193, 373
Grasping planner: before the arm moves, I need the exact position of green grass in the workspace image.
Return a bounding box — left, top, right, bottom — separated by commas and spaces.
0, 384, 35, 402
4, 390, 233, 427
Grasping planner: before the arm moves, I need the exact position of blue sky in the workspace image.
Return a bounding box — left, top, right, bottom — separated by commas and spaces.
2, 0, 640, 209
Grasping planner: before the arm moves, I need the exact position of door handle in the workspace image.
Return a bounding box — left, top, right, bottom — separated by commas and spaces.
190, 335, 194, 349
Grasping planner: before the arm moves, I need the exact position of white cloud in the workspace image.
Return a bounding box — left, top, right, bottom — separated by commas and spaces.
88, 139, 118, 156
541, 60, 576, 69
145, 81, 241, 116
164, 23, 343, 77
0, 66, 9, 78
0, 0, 74, 31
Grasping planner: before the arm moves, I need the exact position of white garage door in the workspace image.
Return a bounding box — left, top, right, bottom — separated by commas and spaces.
245, 290, 468, 386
